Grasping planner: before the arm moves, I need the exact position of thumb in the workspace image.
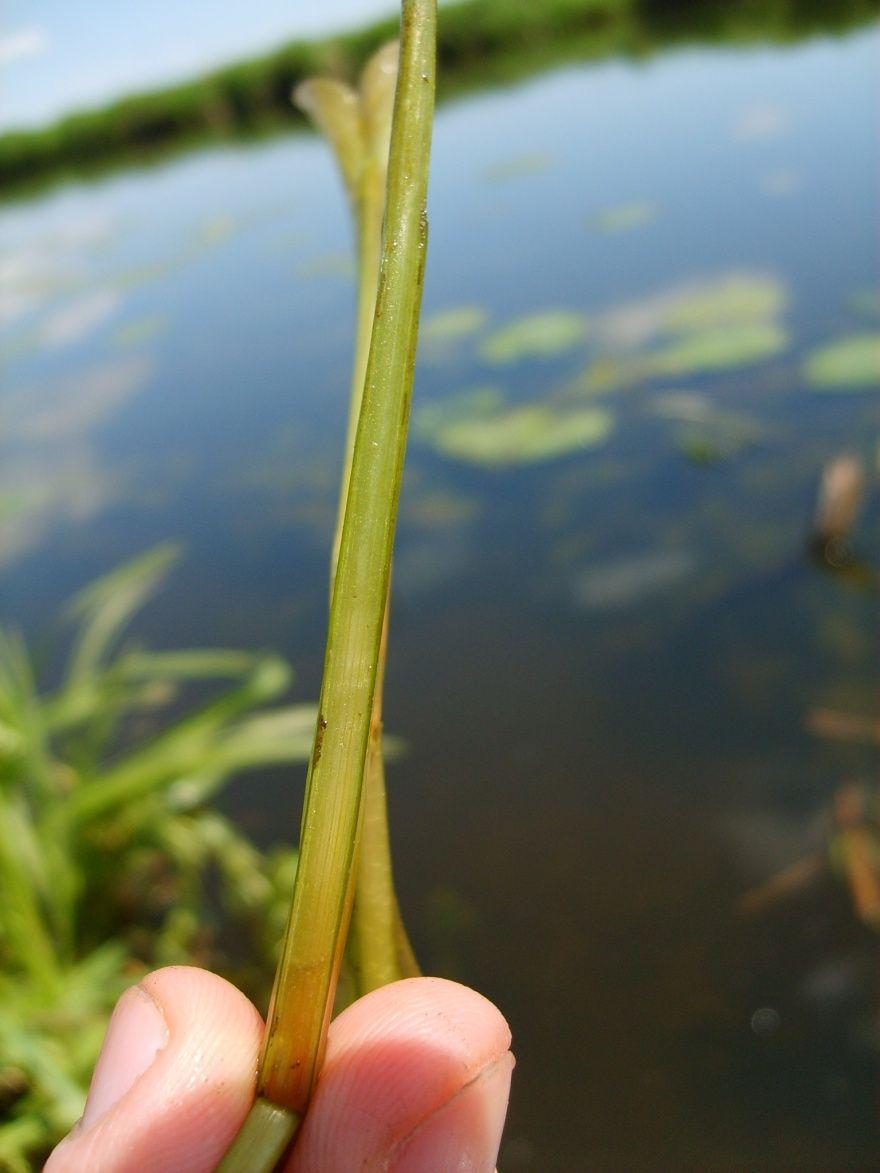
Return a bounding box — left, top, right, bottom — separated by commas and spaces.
46, 966, 263, 1172
288, 977, 514, 1172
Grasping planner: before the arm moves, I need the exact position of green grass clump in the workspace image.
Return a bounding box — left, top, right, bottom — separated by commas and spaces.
0, 546, 313, 1170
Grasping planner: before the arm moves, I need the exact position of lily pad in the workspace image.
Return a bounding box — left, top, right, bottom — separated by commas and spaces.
588, 201, 658, 234
564, 355, 646, 398
662, 274, 786, 334
421, 305, 488, 346
417, 390, 612, 467
648, 322, 789, 377
479, 310, 585, 364
803, 333, 880, 390
416, 386, 504, 434
596, 271, 787, 350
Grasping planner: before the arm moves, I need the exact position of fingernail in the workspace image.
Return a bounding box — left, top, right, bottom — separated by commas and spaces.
394, 1051, 514, 1173
80, 984, 169, 1131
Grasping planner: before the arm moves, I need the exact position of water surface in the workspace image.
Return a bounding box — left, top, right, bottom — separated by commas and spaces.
2, 23, 878, 1170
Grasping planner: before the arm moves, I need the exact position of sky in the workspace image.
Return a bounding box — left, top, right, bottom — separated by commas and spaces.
1, 0, 399, 131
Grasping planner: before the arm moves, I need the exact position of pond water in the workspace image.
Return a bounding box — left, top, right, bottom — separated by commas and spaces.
2, 20, 879, 1170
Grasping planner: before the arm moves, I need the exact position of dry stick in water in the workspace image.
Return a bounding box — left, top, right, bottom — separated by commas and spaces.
218, 2, 435, 1168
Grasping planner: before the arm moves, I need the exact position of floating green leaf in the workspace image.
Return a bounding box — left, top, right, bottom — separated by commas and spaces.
417, 391, 613, 466
648, 321, 789, 376
662, 273, 786, 334
564, 355, 645, 397
479, 310, 585, 364
597, 270, 787, 350
421, 304, 488, 346
803, 333, 880, 390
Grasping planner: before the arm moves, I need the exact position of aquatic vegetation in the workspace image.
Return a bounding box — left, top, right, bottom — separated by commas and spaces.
564, 354, 645, 397
660, 273, 786, 334
587, 200, 658, 233
562, 275, 789, 398
803, 333, 880, 390
647, 321, 789, 376
417, 389, 613, 466
219, 9, 436, 1165
653, 392, 763, 463
479, 309, 586, 364
421, 303, 488, 347
294, 33, 418, 1010
596, 270, 788, 350
0, 547, 312, 1170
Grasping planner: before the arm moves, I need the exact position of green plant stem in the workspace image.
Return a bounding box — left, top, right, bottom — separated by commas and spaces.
326, 71, 420, 998
219, 3, 435, 1167
217, 1099, 300, 1170
348, 607, 402, 991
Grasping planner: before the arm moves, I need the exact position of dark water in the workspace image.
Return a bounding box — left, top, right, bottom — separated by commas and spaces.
3, 24, 879, 1170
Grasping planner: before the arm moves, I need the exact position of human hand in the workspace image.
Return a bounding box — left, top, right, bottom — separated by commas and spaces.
46, 968, 514, 1171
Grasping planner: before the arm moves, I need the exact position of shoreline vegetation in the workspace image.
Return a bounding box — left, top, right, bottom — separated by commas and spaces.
1, 0, 877, 200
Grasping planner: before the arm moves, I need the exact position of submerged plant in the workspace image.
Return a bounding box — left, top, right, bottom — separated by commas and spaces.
0, 546, 312, 1170
219, 2, 436, 1167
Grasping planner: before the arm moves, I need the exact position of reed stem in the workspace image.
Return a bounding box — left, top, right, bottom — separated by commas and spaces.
218, 3, 435, 1166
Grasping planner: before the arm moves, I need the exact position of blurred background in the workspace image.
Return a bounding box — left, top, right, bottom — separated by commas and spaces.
2, 0, 879, 1168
